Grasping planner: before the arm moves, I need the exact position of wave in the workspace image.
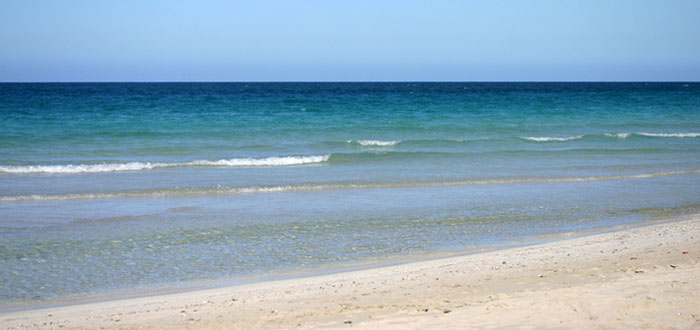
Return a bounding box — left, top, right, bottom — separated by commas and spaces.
520, 136, 583, 142
604, 132, 699, 139
3, 170, 697, 202
636, 132, 700, 138
0, 162, 166, 174
603, 133, 631, 139
348, 133, 698, 146
522, 132, 699, 142
2, 147, 691, 174
0, 155, 331, 174
186, 155, 330, 167
348, 140, 400, 146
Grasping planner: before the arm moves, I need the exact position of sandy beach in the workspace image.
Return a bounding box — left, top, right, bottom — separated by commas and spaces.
2, 215, 699, 329
3, 0, 699, 328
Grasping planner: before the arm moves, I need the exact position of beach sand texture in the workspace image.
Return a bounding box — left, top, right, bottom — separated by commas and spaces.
2, 215, 699, 329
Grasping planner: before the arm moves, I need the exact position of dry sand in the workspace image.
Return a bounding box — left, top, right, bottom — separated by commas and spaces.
2, 215, 700, 329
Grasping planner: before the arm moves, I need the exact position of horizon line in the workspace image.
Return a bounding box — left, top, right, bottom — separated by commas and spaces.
1, 80, 698, 84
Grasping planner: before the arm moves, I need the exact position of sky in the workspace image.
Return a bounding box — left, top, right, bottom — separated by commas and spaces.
1, 0, 699, 82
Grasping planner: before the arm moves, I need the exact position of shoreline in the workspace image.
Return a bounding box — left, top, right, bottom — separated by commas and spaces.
0, 213, 671, 313
2, 214, 699, 329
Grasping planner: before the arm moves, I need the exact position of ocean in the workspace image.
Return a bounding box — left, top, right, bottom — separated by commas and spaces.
1, 82, 698, 306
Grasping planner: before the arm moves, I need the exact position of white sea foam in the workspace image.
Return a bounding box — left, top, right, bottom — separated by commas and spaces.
0, 162, 170, 174
520, 136, 583, 142
349, 140, 400, 146
0, 155, 331, 174
187, 155, 330, 167
604, 133, 631, 139
637, 132, 700, 138
603, 132, 699, 139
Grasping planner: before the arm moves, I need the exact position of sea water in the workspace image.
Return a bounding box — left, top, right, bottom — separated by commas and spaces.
1, 82, 698, 305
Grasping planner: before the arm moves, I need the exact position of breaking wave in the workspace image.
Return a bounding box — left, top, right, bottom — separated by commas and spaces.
636, 132, 700, 138
605, 132, 699, 139
520, 136, 583, 142
523, 132, 699, 142
348, 140, 401, 146
0, 155, 331, 174
603, 133, 631, 139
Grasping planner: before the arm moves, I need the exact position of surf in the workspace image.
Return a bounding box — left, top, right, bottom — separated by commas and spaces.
0, 155, 331, 174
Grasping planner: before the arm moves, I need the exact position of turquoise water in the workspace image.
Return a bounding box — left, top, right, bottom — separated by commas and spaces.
1, 82, 699, 305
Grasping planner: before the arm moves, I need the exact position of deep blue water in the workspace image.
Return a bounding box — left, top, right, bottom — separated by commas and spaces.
1, 82, 699, 305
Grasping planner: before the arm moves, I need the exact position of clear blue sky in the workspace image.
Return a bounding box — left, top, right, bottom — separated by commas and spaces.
1, 0, 699, 81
